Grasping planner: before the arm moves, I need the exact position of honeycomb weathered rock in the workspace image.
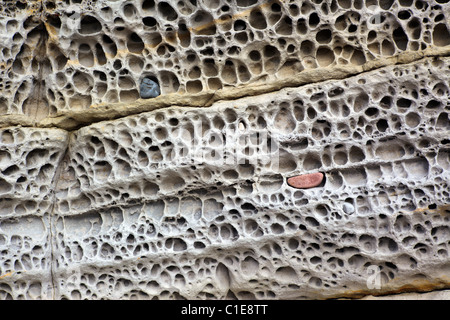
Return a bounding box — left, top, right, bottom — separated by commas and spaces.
48, 56, 450, 299
0, 0, 449, 300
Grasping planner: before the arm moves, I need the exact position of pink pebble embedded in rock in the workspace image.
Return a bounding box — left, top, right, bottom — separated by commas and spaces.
287, 172, 324, 189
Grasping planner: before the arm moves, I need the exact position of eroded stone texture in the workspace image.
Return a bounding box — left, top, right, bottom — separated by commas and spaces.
0, 0, 450, 119
287, 172, 324, 189
50, 57, 450, 299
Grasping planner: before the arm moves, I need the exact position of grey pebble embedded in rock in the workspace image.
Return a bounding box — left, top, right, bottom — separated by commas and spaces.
343, 202, 355, 214
2, 0, 450, 301
140, 78, 160, 99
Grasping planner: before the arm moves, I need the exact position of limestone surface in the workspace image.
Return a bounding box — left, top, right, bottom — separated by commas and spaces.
46, 56, 449, 299
358, 289, 450, 300
140, 77, 161, 98
0, 0, 449, 300
0, 127, 68, 299
287, 172, 324, 189
1, 0, 450, 119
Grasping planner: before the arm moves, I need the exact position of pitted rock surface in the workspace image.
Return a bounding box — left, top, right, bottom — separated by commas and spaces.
287, 172, 324, 189
0, 0, 449, 300
140, 77, 161, 99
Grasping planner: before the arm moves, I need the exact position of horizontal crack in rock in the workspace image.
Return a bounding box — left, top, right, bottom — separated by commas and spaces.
328, 279, 450, 300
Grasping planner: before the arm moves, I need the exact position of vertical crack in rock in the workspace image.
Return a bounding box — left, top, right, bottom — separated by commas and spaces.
47, 143, 70, 299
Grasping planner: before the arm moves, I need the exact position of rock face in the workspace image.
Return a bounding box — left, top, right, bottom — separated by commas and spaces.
0, 0, 449, 300
287, 172, 324, 189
